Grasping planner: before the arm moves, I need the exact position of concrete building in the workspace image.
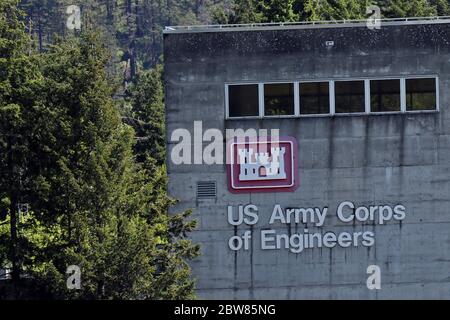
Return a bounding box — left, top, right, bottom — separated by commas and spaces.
163, 17, 450, 299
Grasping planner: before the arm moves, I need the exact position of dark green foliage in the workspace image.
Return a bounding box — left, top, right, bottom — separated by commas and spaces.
302, 0, 369, 21
0, 1, 199, 299
261, 0, 299, 22
380, 0, 438, 17
432, 0, 450, 15
227, 0, 298, 23
17, 0, 235, 76
226, 0, 264, 23
222, 0, 450, 24
123, 65, 165, 165
0, 0, 47, 285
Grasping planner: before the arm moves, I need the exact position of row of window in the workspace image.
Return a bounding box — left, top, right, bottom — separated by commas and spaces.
225, 77, 438, 118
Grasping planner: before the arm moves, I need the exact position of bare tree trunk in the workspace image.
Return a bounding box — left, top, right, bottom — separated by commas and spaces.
126, 0, 137, 80
38, 22, 42, 51
150, 0, 156, 66
27, 9, 33, 36
106, 0, 113, 21
9, 197, 18, 282
166, 0, 172, 25
7, 136, 19, 285
27, 13, 33, 56
195, 0, 203, 18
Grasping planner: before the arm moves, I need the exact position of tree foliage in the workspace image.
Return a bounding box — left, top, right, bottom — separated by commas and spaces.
221, 0, 450, 24
0, 1, 199, 299
123, 65, 165, 165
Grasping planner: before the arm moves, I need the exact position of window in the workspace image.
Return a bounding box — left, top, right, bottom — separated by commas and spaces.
264, 83, 295, 116
406, 78, 437, 111
370, 79, 401, 112
299, 82, 330, 115
335, 80, 365, 113
228, 84, 259, 117
226, 77, 438, 119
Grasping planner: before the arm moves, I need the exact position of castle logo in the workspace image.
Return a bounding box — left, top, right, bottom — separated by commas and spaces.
238, 147, 287, 181
227, 137, 299, 193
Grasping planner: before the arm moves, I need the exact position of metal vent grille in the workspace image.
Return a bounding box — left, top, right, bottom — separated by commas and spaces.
197, 181, 217, 199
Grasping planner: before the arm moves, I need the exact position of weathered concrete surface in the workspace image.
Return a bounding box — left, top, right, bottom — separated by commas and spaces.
164, 22, 450, 299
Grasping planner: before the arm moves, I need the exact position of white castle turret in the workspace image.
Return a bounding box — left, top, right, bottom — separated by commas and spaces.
238, 147, 286, 181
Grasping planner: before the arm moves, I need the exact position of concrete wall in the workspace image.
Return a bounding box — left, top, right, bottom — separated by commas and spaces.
164, 23, 450, 299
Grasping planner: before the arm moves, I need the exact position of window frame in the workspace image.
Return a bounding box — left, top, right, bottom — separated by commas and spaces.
225, 82, 262, 119
225, 76, 439, 120
298, 80, 333, 117
404, 76, 440, 113
263, 82, 297, 118
332, 78, 368, 116
368, 77, 402, 114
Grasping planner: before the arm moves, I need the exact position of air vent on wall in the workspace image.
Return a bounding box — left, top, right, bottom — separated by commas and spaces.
197, 181, 217, 200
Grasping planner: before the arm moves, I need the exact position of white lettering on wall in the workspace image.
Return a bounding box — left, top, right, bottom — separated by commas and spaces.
227, 201, 406, 254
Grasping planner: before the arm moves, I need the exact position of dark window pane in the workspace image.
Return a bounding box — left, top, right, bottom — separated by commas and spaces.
300, 82, 330, 115
335, 81, 365, 113
264, 83, 295, 116
406, 78, 436, 111
370, 79, 401, 112
228, 84, 259, 117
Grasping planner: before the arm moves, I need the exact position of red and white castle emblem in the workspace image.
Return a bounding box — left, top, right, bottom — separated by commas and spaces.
227, 136, 299, 193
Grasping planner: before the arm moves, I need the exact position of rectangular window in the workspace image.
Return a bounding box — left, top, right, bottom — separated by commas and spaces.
335, 80, 365, 113
228, 84, 260, 117
299, 82, 330, 115
370, 79, 401, 112
406, 78, 437, 111
264, 83, 295, 116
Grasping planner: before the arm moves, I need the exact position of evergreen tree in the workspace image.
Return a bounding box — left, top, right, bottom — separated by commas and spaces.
0, 0, 48, 289
39, 32, 199, 299
260, 0, 298, 22
431, 0, 450, 15
303, 0, 371, 21
380, 0, 437, 17
228, 0, 265, 23
123, 65, 165, 165
19, 0, 232, 77
0, 1, 199, 299
303, 0, 333, 21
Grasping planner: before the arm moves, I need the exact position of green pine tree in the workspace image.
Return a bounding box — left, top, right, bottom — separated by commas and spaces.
229, 0, 265, 23
303, 0, 371, 21
260, 0, 299, 22
123, 65, 166, 165
1, 1, 199, 299
384, 0, 437, 17
431, 0, 450, 15
0, 0, 48, 290
37, 32, 199, 299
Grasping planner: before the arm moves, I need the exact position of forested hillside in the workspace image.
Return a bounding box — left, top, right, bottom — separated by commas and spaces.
18, 0, 234, 81
18, 0, 450, 80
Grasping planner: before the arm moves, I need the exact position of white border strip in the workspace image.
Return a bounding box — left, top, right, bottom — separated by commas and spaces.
164, 16, 450, 34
